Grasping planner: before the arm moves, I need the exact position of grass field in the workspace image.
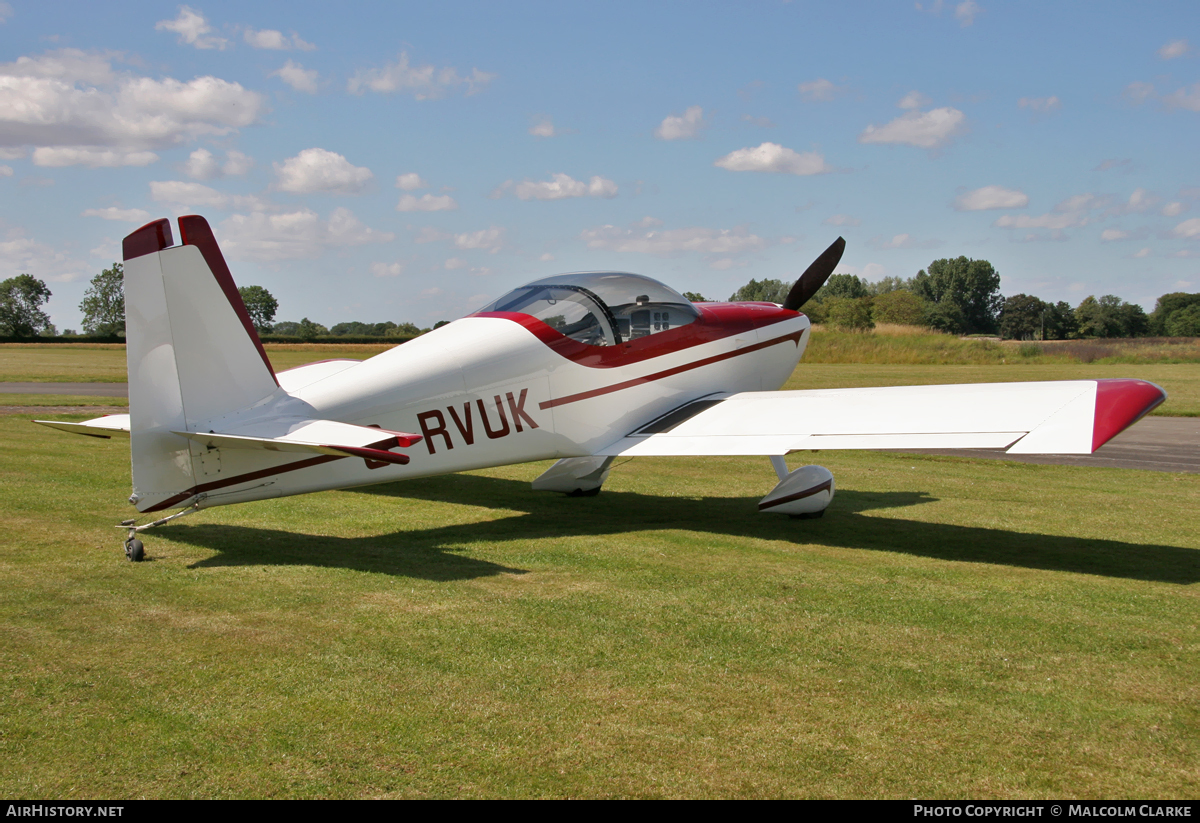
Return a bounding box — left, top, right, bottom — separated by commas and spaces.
1, 413, 1196, 798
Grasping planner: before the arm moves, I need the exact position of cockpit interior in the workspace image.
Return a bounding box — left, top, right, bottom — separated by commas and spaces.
476, 272, 700, 346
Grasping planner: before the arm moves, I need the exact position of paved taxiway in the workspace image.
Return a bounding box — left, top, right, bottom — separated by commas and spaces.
4, 382, 1197, 474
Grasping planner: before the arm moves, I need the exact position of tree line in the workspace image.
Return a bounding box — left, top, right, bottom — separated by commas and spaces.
0, 265, 447, 341
2, 258, 1198, 341
719, 256, 1200, 339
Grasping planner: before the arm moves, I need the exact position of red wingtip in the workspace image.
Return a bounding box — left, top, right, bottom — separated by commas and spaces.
122, 218, 174, 261
1092, 379, 1167, 451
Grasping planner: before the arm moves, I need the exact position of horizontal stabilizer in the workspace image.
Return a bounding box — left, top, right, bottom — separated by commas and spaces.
597, 379, 1165, 457
35, 414, 131, 439
171, 418, 422, 466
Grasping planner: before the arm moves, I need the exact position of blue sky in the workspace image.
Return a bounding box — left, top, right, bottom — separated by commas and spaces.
1, 1, 1197, 331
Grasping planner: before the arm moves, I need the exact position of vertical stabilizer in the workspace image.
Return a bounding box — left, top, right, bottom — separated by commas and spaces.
123, 216, 280, 511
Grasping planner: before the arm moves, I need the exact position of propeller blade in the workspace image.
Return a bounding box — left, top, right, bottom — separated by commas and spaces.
782, 236, 846, 311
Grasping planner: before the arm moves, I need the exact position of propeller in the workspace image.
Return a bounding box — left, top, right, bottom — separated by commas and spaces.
782, 236, 846, 311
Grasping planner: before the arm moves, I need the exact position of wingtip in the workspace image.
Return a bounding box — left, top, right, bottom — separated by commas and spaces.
1092, 378, 1167, 451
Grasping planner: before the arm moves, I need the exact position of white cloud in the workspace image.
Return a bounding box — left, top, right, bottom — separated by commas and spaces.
33, 147, 157, 167
954, 0, 981, 27
797, 78, 844, 102
444, 257, 468, 269
0, 148, 24, 159
581, 223, 767, 256
1054, 192, 1108, 213
0, 54, 264, 158
219, 207, 394, 262
274, 148, 373, 194
271, 60, 318, 93
1122, 187, 1158, 213
454, 227, 505, 253
150, 179, 268, 212
0, 165, 10, 176
347, 53, 494, 99
243, 29, 315, 51
993, 212, 1089, 230
529, 117, 555, 137
155, 6, 228, 50
713, 142, 832, 175
1094, 158, 1132, 172
1158, 39, 1190, 60
0, 2, 11, 24
897, 91, 931, 110
370, 262, 404, 278
1162, 202, 1188, 217
0, 227, 89, 282
1018, 95, 1061, 113
1162, 83, 1200, 112
823, 214, 861, 226
222, 150, 253, 176
1133, 247, 1152, 258
538, 253, 554, 262
637, 216, 663, 228
954, 185, 1029, 211
654, 106, 706, 140
859, 107, 966, 149
395, 172, 426, 190
183, 147, 253, 179
396, 193, 457, 212
1172, 218, 1200, 239
1100, 228, 1130, 242
509, 173, 619, 201
81, 207, 151, 222
1123, 82, 1156, 105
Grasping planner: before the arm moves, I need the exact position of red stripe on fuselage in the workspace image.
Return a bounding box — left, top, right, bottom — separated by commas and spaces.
540, 330, 804, 409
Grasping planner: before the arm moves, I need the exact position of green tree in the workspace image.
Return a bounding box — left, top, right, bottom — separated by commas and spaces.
824, 296, 874, 331
819, 273, 868, 301
0, 274, 52, 338
922, 300, 967, 335
1043, 301, 1077, 340
384, 322, 424, 337
1164, 303, 1200, 336
871, 289, 925, 326
911, 257, 1003, 334
1075, 295, 1148, 338
1149, 292, 1200, 336
728, 278, 790, 303
681, 291, 710, 302
79, 263, 124, 337
238, 285, 278, 334
296, 317, 328, 341
999, 294, 1047, 340
866, 275, 909, 296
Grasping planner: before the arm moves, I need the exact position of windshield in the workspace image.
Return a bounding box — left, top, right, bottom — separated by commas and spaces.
478, 272, 699, 346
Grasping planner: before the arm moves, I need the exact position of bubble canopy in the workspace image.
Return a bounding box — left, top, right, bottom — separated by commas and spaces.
476, 272, 700, 346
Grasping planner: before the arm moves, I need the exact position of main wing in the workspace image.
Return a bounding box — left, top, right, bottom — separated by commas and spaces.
596, 378, 1165, 457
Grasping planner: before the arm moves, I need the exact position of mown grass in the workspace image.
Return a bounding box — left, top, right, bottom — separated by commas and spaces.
1, 415, 1196, 798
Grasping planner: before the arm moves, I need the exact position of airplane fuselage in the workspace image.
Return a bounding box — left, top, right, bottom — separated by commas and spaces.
162, 303, 809, 511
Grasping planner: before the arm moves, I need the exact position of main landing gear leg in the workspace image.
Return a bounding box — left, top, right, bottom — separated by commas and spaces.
118, 502, 202, 562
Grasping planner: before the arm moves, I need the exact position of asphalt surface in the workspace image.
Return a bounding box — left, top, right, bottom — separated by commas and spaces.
5, 383, 1197, 473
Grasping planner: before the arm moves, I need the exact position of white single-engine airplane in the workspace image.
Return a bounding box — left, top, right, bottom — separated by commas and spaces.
39, 216, 1166, 561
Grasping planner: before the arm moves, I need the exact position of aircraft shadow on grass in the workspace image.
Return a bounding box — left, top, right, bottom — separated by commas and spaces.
166, 473, 1200, 585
